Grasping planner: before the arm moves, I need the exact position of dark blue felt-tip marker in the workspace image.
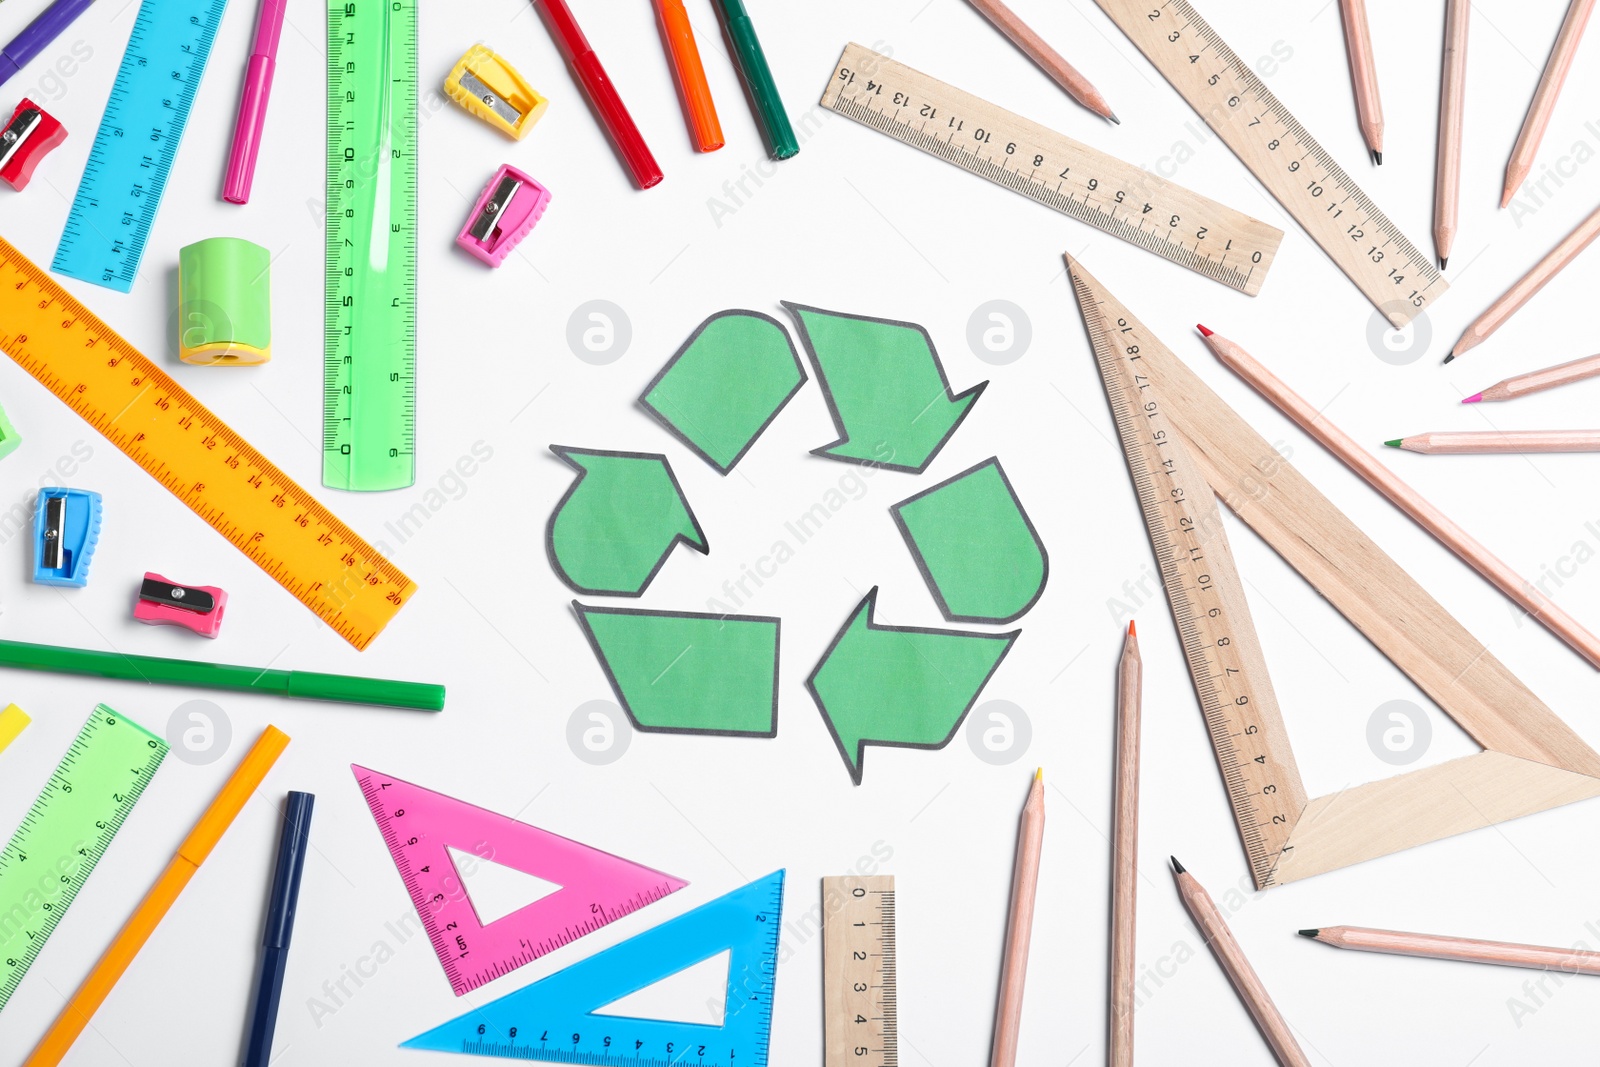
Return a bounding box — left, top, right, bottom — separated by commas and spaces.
243, 790, 314, 1067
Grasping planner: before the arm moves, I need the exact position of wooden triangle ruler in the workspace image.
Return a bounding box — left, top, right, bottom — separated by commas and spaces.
1067, 255, 1600, 887
353, 766, 687, 994
403, 871, 786, 1065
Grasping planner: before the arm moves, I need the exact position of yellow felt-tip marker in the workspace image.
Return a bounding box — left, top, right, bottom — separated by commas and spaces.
24, 725, 290, 1067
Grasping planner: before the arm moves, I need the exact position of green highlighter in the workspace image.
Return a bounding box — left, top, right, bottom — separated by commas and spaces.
0, 639, 445, 711
713, 0, 798, 160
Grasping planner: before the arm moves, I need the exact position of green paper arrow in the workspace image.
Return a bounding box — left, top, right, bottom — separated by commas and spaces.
892, 457, 1049, 623
546, 447, 708, 597
807, 587, 1017, 784
782, 301, 987, 473
575, 603, 779, 735
640, 310, 807, 473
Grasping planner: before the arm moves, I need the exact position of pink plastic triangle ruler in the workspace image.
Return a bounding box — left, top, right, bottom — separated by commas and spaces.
353, 765, 688, 995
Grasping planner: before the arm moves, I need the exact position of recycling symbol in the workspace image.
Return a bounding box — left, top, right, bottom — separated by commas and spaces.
548, 302, 1048, 783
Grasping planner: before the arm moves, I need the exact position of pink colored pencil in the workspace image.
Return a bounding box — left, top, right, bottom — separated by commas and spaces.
1464, 352, 1600, 403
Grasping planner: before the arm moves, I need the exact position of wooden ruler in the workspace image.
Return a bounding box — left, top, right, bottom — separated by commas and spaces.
0, 238, 415, 650
821, 44, 1282, 295
1068, 254, 1598, 886
1093, 0, 1444, 325
823, 875, 897, 1066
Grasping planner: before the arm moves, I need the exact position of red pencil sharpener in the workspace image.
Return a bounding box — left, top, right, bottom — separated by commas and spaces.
134, 572, 228, 638
0, 98, 66, 192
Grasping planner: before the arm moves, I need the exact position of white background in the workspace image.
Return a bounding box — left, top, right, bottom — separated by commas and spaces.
1, 0, 1599, 1063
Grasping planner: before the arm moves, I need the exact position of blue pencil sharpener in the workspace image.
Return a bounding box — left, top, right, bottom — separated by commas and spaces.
33, 487, 101, 587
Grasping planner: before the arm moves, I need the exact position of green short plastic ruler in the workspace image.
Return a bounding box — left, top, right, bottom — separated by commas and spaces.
0, 705, 169, 1012
324, 0, 419, 491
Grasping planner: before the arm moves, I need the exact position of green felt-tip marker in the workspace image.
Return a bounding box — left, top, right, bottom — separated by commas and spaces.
713, 0, 797, 160
0, 640, 445, 711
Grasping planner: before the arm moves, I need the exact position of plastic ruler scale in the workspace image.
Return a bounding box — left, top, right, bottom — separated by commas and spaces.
820, 43, 1284, 295
0, 706, 169, 1012
822, 876, 897, 1067
352, 766, 687, 996
1092, 0, 1446, 325
324, 0, 419, 491
52, 0, 229, 292
405, 871, 786, 1065
0, 238, 416, 650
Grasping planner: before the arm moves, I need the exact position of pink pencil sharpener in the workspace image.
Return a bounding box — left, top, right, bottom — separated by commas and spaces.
456, 164, 551, 267
134, 572, 228, 638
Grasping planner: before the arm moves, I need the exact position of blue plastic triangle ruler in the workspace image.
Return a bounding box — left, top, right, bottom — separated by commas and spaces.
403, 871, 785, 1065
52, 0, 229, 292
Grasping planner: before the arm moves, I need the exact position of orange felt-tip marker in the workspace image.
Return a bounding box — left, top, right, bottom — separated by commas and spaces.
24, 726, 290, 1067
654, 0, 723, 151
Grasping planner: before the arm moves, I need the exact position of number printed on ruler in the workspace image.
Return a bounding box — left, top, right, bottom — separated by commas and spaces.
821, 44, 1283, 296
1075, 270, 1301, 886
1093, 0, 1445, 325
823, 875, 897, 1067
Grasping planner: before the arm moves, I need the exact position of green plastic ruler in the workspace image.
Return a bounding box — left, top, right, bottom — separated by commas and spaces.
0, 705, 169, 1012
324, 0, 419, 491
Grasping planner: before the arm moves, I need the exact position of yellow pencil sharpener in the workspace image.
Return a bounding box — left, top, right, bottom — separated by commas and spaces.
444, 45, 547, 140
177, 237, 271, 366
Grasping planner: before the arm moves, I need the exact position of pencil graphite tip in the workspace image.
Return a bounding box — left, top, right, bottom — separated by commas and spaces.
1169, 855, 1185, 874
1442, 353, 1456, 365
1439, 257, 1448, 271
1371, 150, 1382, 166
1297, 928, 1320, 939
1383, 439, 1402, 449
1462, 392, 1482, 404
1196, 324, 1213, 337
1107, 111, 1121, 126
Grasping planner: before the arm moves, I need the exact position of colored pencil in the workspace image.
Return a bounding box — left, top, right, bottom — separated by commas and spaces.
1337, 0, 1384, 164
965, 0, 1117, 123
1448, 203, 1600, 361
1502, 0, 1595, 209
990, 768, 1044, 1067
1172, 859, 1310, 1067
1201, 325, 1600, 670
25, 727, 290, 1067
1302, 926, 1600, 975
1464, 352, 1600, 403
1434, 0, 1469, 269
1387, 430, 1600, 454
1109, 623, 1141, 1067
653, 0, 724, 152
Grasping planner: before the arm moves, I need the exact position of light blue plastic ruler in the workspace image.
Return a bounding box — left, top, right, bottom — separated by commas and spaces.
404, 871, 786, 1065
51, 0, 229, 292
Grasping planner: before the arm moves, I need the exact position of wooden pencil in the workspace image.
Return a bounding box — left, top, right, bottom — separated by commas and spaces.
1200, 325, 1600, 670
1502, 0, 1595, 208
1387, 430, 1600, 454
1449, 202, 1600, 361
965, 0, 1118, 123
1338, 0, 1384, 165
1435, 0, 1469, 269
1172, 859, 1311, 1067
990, 768, 1044, 1067
1302, 925, 1600, 975
1109, 623, 1141, 1067
1464, 352, 1600, 403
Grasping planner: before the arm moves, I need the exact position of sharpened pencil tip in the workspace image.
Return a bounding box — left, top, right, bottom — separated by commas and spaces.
1196, 323, 1213, 337
1127, 619, 1136, 637
1170, 856, 1185, 874
1443, 353, 1456, 365
1439, 257, 1448, 271
1298, 928, 1320, 938
1372, 150, 1381, 166
1035, 766, 1043, 782
1462, 392, 1482, 404
1383, 439, 1402, 448
1108, 112, 1121, 125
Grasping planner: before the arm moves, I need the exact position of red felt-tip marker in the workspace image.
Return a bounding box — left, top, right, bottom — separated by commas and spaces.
533, 0, 663, 190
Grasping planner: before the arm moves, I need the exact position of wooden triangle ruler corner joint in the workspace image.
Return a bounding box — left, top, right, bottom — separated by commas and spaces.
1065, 253, 1600, 888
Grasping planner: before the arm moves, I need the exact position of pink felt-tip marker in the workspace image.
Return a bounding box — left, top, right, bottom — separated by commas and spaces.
222, 0, 287, 204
